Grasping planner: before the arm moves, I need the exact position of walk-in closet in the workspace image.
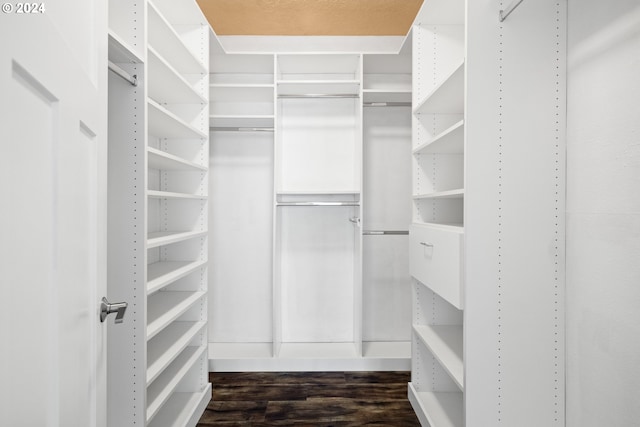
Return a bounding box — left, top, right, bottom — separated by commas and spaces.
3, 0, 640, 426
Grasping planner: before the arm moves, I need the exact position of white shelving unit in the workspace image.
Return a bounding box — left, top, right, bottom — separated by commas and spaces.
408, 0, 567, 425
208, 46, 413, 371
409, 0, 466, 424
107, 0, 211, 425
274, 53, 364, 364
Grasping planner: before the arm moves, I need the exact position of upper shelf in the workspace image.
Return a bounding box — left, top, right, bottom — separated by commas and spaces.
148, 99, 207, 140
277, 80, 360, 97
147, 0, 206, 74
148, 46, 206, 105
413, 120, 464, 154
210, 85, 274, 103
413, 61, 464, 115
108, 30, 143, 64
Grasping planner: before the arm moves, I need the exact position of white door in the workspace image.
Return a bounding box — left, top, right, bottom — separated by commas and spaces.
0, 3, 108, 427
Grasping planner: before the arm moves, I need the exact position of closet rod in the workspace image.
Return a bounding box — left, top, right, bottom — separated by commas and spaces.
108, 61, 137, 86
363, 102, 412, 107
278, 94, 360, 99
209, 127, 274, 132
363, 230, 409, 235
276, 202, 360, 207
499, 0, 525, 22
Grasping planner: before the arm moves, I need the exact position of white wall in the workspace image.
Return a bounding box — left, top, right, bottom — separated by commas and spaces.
567, 1, 640, 425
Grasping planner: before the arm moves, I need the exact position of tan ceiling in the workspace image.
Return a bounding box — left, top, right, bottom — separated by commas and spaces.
196, 0, 423, 36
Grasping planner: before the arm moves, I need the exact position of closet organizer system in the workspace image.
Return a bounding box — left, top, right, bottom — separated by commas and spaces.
107, 0, 211, 425
407, 0, 566, 426
208, 38, 414, 370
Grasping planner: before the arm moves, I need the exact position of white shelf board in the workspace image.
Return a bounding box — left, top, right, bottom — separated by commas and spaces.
147, 385, 211, 427
147, 260, 207, 295
108, 30, 143, 64
148, 99, 207, 139
278, 343, 358, 359
147, 147, 207, 171
147, 190, 206, 200
147, 291, 206, 340
148, 46, 206, 105
363, 90, 412, 104
413, 189, 464, 200
277, 80, 360, 96
146, 344, 207, 424
147, 230, 207, 249
209, 115, 274, 128
147, 0, 206, 74
413, 61, 464, 115
147, 321, 206, 385
408, 383, 463, 427
210, 83, 274, 89
414, 325, 464, 390
210, 85, 274, 103
276, 190, 360, 196
413, 120, 464, 154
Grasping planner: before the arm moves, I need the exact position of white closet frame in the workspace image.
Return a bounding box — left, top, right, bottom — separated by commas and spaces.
208, 45, 414, 371
408, 0, 566, 426
107, 0, 211, 425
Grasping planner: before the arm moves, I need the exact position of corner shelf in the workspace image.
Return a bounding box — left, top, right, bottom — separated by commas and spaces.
414, 325, 464, 390
413, 61, 464, 115
413, 120, 464, 154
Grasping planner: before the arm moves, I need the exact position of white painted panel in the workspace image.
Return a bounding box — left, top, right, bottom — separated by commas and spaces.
363, 106, 412, 229
363, 236, 411, 341
279, 207, 357, 342
465, 0, 566, 425
278, 98, 359, 193
209, 132, 274, 343
566, 1, 640, 425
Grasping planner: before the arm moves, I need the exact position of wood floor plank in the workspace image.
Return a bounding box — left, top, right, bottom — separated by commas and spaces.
305, 383, 410, 401
198, 371, 420, 427
198, 400, 268, 424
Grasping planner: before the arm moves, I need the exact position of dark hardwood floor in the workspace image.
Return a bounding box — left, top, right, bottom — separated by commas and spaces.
197, 371, 420, 426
